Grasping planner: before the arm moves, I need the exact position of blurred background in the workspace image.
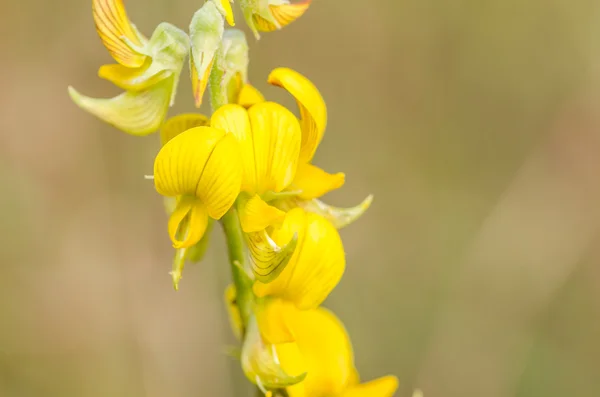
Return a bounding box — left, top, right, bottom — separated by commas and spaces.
2, 0, 600, 396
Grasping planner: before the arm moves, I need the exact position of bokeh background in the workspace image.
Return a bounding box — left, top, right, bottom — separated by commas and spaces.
2, 0, 600, 396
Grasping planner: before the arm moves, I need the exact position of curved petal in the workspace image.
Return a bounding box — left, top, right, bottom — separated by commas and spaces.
238, 84, 265, 108
92, 0, 147, 67
340, 376, 399, 397
241, 315, 307, 390
186, 217, 215, 262
253, 208, 345, 310
284, 307, 354, 397
277, 195, 373, 229
167, 195, 209, 249
289, 163, 345, 200
67, 76, 174, 136
239, 194, 286, 233
154, 126, 226, 196
195, 133, 243, 219
213, 0, 235, 26
246, 229, 298, 284
268, 1, 311, 30
160, 113, 210, 146
211, 104, 257, 191
98, 61, 169, 91
268, 67, 326, 163
248, 102, 302, 193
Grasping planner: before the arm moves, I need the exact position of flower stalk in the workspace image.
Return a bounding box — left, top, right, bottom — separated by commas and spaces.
221, 208, 253, 330
69, 1, 400, 396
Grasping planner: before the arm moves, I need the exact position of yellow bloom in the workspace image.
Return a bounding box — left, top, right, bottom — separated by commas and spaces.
281, 306, 398, 397
238, 298, 398, 396
158, 114, 215, 289
245, 68, 373, 228
68, 0, 189, 135
253, 208, 345, 310
154, 126, 242, 248
210, 102, 302, 280
240, 0, 312, 39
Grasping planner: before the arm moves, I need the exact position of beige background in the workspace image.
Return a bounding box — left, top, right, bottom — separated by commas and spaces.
2, 1, 600, 396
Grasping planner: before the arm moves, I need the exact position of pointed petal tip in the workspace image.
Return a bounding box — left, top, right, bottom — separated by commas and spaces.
170, 270, 181, 290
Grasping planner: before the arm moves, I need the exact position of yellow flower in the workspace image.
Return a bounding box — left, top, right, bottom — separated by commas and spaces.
68, 0, 189, 135
210, 101, 302, 279
240, 0, 312, 39
208, 71, 348, 307
246, 68, 373, 229
153, 126, 242, 248
279, 304, 398, 397
253, 208, 345, 310
238, 298, 398, 396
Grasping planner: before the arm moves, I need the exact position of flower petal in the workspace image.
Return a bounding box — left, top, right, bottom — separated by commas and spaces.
167, 196, 209, 249
246, 229, 298, 284
186, 218, 214, 262
215, 0, 235, 26
241, 315, 307, 390
255, 298, 297, 345
276, 195, 373, 229
98, 61, 168, 91
238, 84, 265, 108
160, 113, 209, 146
252, 14, 278, 32
67, 76, 174, 136
92, 0, 147, 67
253, 208, 345, 310
189, 2, 224, 107
268, 1, 311, 29
211, 104, 257, 191
239, 194, 286, 233
289, 163, 345, 200
340, 376, 399, 397
195, 133, 243, 219
284, 307, 354, 397
248, 102, 302, 193
268, 67, 326, 163
154, 126, 226, 196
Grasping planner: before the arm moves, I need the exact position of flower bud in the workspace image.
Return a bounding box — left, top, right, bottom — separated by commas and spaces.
189, 2, 225, 107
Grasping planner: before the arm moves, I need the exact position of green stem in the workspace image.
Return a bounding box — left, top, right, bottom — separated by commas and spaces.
220, 208, 253, 331
211, 53, 262, 397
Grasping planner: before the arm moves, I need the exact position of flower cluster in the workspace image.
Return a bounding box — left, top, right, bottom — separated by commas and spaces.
69, 1, 398, 396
